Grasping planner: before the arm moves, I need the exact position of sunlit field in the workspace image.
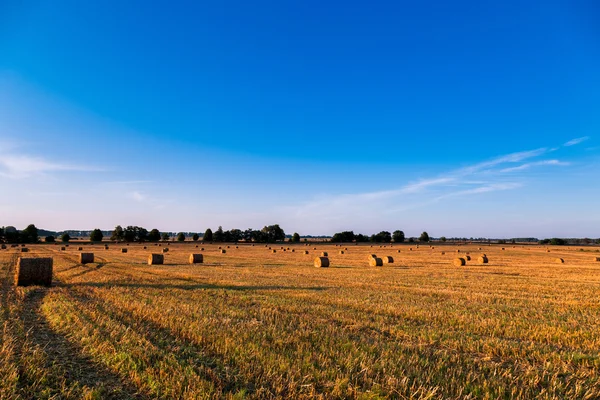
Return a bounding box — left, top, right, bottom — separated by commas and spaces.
2, 242, 600, 399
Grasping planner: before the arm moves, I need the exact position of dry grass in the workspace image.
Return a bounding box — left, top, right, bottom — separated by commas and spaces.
1, 243, 600, 398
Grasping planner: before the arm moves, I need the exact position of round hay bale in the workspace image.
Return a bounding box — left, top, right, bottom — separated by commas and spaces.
456, 250, 461, 253
453, 257, 466, 267
79, 253, 94, 264
1, 244, 6, 250
104, 245, 109, 250
441, 252, 445, 255
61, 247, 66, 251
78, 247, 83, 251
501, 248, 505, 251
291, 249, 295, 253
369, 257, 383, 267
313, 247, 317, 250
382, 256, 394, 264
14, 257, 53, 287
465, 255, 471, 261
409, 248, 413, 251
148, 253, 164, 265
20, 248, 29, 253
143, 246, 147, 250
368, 254, 377, 261
220, 249, 226, 254
272, 249, 277, 253
121, 248, 128, 253
201, 247, 205, 251
321, 251, 328, 257
594, 257, 600, 262
227, 246, 231, 249
397, 250, 401, 253
314, 257, 329, 268
478, 256, 489, 264
162, 248, 169, 253
339, 250, 345, 255
304, 250, 309, 254
189, 254, 203, 264
555, 258, 565, 264
546, 249, 551, 253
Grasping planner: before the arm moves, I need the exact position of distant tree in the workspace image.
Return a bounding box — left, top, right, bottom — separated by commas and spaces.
44, 235, 55, 243
161, 232, 170, 241
261, 224, 285, 243
90, 229, 104, 242
111, 225, 124, 241
550, 238, 566, 246
192, 233, 199, 241
419, 231, 430, 242
354, 233, 369, 242
177, 232, 186, 242
4, 226, 18, 243
61, 233, 71, 243
331, 231, 355, 243
203, 228, 213, 242
292, 232, 300, 243
371, 231, 392, 243
440, 236, 447, 242
408, 237, 415, 243
22, 224, 39, 243
148, 229, 161, 242
123, 226, 148, 242
392, 230, 405, 243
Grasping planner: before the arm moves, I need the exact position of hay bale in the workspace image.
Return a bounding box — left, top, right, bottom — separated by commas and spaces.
79, 253, 94, 264
272, 249, 277, 253
78, 247, 83, 251
220, 249, 226, 254
291, 249, 295, 253
382, 256, 394, 264
162, 248, 169, 253
61, 247, 66, 251
456, 250, 461, 253
314, 257, 329, 268
14, 257, 53, 287
555, 258, 565, 264
369, 257, 383, 267
501, 248, 505, 250
121, 248, 128, 253
478, 255, 489, 264
397, 250, 401, 253
21, 248, 29, 253
594, 257, 600, 262
104, 245, 109, 250
339, 250, 345, 255
465, 255, 471, 261
546, 249, 551, 253
304, 250, 309, 254
441, 251, 445, 255
148, 254, 164, 265
143, 246, 147, 250
368, 254, 377, 261
1, 244, 6, 250
189, 254, 203, 264
321, 252, 328, 257
453, 257, 466, 267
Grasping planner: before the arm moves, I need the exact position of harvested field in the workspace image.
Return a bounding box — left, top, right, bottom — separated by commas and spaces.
1, 243, 600, 398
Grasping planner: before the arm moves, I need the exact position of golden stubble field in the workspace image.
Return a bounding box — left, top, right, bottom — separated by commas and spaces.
2, 242, 600, 399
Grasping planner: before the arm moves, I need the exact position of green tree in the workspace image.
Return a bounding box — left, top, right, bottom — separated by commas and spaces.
61, 233, 71, 243
177, 232, 186, 242
44, 235, 55, 243
392, 230, 405, 243
203, 228, 213, 242
23, 224, 39, 243
292, 232, 300, 243
90, 229, 104, 242
261, 224, 285, 243
213, 226, 224, 242
111, 225, 124, 241
148, 229, 161, 242
161, 232, 170, 241
440, 236, 447, 242
419, 231, 430, 242
192, 233, 199, 241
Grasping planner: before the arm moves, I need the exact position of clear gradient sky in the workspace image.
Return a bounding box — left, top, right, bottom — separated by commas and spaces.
1, 1, 599, 238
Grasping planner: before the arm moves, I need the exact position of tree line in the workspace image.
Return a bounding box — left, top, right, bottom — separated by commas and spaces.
331, 230, 430, 243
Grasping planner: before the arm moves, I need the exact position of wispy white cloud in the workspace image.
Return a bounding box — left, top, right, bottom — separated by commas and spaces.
564, 136, 590, 147
0, 154, 104, 179
498, 159, 570, 173
128, 191, 146, 202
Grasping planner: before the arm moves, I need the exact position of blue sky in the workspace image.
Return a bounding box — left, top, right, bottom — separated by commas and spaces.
1, 0, 599, 238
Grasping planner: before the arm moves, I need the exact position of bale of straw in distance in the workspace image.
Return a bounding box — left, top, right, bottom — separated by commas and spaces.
121, 248, 128, 253
441, 252, 446, 255
291, 249, 295, 253
220, 249, 226, 254
339, 250, 345, 254
162, 248, 169, 253
369, 257, 383, 267
368, 254, 377, 261
465, 255, 471, 261
555, 258, 565, 264
1, 244, 6, 250
78, 247, 83, 251
14, 257, 53, 287
21, 248, 29, 253
478, 255, 489, 264
304, 250, 309, 254
456, 250, 461, 253
104, 245, 109, 250
148, 254, 164, 265
594, 257, 600, 262
382, 256, 394, 264
321, 252, 328, 257
314, 257, 329, 268
79, 253, 94, 264
61, 247, 66, 251
453, 257, 466, 267
272, 249, 277, 253
143, 246, 147, 250
397, 250, 401, 253
189, 254, 203, 264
